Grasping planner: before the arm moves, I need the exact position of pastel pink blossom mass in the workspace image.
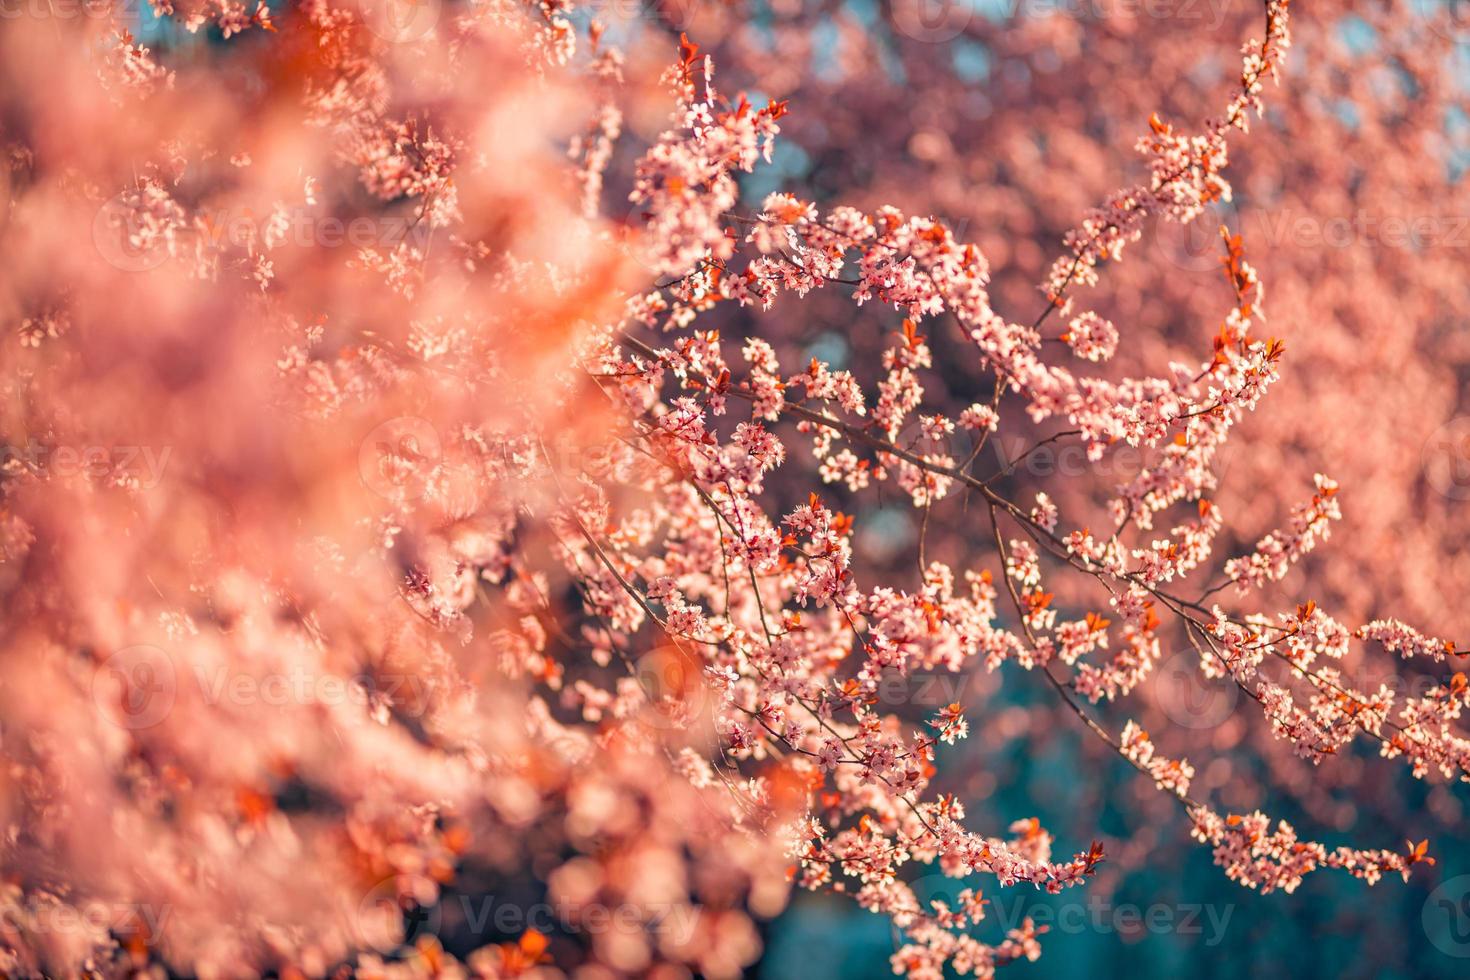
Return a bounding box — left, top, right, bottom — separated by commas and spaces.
1, 0, 1469, 977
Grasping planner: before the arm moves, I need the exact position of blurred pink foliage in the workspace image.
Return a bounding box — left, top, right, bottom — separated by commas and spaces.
1, 0, 1469, 977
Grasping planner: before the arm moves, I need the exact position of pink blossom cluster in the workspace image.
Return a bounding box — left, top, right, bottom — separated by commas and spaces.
1, 0, 1467, 977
